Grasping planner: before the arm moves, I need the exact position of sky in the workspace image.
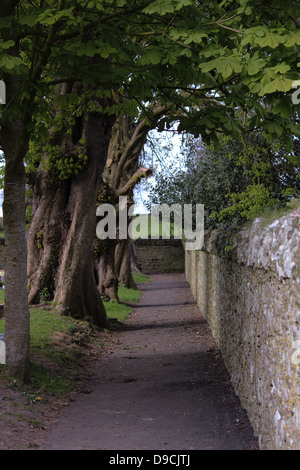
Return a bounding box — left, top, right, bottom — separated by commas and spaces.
133, 187, 151, 214
133, 128, 184, 214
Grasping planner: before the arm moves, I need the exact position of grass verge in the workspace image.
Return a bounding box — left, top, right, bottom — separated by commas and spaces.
0, 272, 150, 449
103, 272, 151, 322
0, 272, 150, 388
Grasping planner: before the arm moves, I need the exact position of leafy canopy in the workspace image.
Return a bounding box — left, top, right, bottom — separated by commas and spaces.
0, 0, 300, 158
145, 130, 300, 228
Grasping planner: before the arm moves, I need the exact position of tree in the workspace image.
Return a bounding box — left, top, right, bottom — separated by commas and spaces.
146, 131, 300, 229
1, 0, 178, 380
26, 82, 115, 326
1, 0, 300, 381
95, 103, 168, 300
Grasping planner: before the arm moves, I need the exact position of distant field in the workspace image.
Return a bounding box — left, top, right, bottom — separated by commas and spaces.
131, 214, 182, 239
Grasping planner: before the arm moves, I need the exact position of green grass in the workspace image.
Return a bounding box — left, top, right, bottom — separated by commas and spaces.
0, 272, 151, 393
132, 214, 181, 238
30, 309, 78, 348
132, 272, 151, 284
103, 272, 150, 323
30, 362, 76, 394
103, 300, 132, 322
0, 306, 90, 363
0, 308, 84, 395
242, 198, 300, 228
258, 198, 300, 225
0, 272, 151, 335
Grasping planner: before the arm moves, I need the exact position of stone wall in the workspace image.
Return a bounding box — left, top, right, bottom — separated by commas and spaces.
185, 207, 300, 450
134, 238, 185, 274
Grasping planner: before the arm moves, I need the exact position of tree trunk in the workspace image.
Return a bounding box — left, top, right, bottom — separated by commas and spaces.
26, 175, 68, 304
95, 111, 157, 299
115, 238, 137, 289
27, 104, 115, 327
95, 239, 119, 301
53, 120, 111, 326
2, 90, 31, 383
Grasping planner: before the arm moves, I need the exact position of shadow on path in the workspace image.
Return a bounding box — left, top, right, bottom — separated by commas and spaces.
38, 273, 259, 451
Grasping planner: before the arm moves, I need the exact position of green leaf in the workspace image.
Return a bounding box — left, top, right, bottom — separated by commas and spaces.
0, 54, 22, 70
263, 80, 280, 94
19, 12, 40, 27
257, 32, 285, 49
222, 64, 233, 79
241, 27, 266, 47
139, 50, 162, 65
210, 56, 243, 79
260, 68, 277, 89
273, 63, 291, 74
175, 0, 194, 7
38, 10, 57, 25
200, 59, 217, 73
246, 58, 265, 76
263, 77, 294, 94
143, 0, 176, 15
162, 49, 178, 65
0, 40, 15, 50
230, 60, 243, 74
284, 31, 300, 47
273, 99, 292, 118
263, 121, 283, 136
184, 31, 208, 45
98, 44, 117, 59
248, 82, 262, 94
180, 48, 193, 58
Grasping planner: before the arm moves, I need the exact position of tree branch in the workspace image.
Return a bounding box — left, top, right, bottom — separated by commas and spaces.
30, 0, 65, 82
116, 167, 153, 196
118, 103, 171, 177
216, 22, 245, 35
58, 0, 154, 41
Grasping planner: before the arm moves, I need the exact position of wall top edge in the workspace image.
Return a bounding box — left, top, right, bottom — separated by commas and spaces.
197, 205, 300, 282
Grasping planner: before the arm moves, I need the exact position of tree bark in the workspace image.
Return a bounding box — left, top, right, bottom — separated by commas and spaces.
95, 109, 162, 299
115, 238, 137, 289
27, 92, 115, 327
0, 0, 33, 380
26, 174, 68, 304
1, 81, 31, 383
53, 112, 112, 326
95, 238, 119, 301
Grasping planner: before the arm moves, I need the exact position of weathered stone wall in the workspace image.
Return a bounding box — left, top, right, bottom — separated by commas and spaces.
134, 238, 185, 274
185, 207, 300, 450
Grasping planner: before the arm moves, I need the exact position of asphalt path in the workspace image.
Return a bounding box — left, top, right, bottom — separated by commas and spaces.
38, 273, 258, 451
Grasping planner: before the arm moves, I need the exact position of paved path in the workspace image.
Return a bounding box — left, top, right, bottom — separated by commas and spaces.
39, 273, 258, 451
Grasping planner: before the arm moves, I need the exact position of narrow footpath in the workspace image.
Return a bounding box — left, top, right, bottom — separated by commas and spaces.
38, 273, 258, 451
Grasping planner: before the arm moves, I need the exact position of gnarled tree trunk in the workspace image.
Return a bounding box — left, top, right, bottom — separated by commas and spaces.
95, 107, 167, 299
95, 238, 119, 301
27, 86, 115, 327
115, 237, 137, 289
26, 175, 69, 305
